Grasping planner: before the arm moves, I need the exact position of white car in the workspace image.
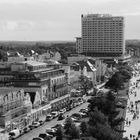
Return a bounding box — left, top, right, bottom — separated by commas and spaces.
51, 111, 59, 118
46, 114, 53, 121
32, 137, 44, 140
9, 129, 20, 140
59, 108, 66, 114
32, 122, 40, 128
46, 128, 56, 136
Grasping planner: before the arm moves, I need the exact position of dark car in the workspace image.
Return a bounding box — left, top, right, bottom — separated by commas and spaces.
23, 127, 30, 133
32, 137, 44, 140
46, 128, 56, 137
28, 125, 35, 130
51, 124, 63, 130
57, 113, 65, 121
46, 114, 53, 121
39, 133, 52, 140
71, 113, 82, 120
39, 120, 45, 125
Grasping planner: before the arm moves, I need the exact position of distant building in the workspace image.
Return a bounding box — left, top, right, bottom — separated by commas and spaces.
81, 14, 125, 57
71, 59, 97, 86
68, 56, 107, 84
38, 51, 61, 62
76, 37, 82, 54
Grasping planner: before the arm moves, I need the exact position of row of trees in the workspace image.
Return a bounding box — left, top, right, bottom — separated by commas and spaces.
105, 64, 133, 94
56, 92, 128, 140
87, 91, 126, 140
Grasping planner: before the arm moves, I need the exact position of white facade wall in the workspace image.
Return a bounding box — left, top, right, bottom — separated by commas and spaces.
81, 14, 125, 55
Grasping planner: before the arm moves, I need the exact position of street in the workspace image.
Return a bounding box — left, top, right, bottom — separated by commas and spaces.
17, 102, 89, 140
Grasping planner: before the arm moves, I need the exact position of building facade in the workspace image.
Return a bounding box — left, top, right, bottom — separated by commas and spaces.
0, 89, 31, 131
0, 60, 69, 119
76, 37, 82, 54
81, 14, 125, 57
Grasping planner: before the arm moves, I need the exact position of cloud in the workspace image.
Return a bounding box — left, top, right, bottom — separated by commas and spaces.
0, 20, 34, 31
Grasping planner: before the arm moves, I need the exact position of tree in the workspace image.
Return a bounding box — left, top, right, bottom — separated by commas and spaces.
88, 107, 108, 126
70, 124, 80, 139
88, 109, 122, 140
56, 126, 64, 140
79, 75, 93, 95
64, 117, 80, 139
64, 117, 74, 135
105, 72, 124, 94
88, 92, 123, 130
80, 121, 88, 136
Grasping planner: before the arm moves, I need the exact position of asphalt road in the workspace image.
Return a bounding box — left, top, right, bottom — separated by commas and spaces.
17, 101, 89, 140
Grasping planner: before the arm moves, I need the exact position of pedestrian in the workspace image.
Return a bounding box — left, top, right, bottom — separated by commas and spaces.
129, 121, 131, 126
138, 130, 140, 137
130, 134, 132, 139
126, 120, 128, 126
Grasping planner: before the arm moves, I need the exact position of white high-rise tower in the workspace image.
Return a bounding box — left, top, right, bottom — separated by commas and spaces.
81, 14, 125, 57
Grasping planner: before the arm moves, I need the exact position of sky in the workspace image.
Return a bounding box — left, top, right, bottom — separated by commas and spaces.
0, 0, 140, 41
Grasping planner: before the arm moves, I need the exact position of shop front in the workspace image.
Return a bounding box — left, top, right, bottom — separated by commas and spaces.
27, 104, 51, 123
51, 95, 70, 111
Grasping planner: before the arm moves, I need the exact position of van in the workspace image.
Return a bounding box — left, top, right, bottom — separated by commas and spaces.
9, 128, 20, 140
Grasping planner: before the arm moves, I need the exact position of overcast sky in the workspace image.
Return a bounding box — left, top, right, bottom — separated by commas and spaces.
0, 0, 140, 41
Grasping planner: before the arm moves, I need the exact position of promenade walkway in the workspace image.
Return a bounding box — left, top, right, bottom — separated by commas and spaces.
123, 74, 140, 140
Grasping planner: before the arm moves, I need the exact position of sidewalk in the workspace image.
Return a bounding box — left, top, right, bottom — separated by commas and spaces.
123, 75, 140, 139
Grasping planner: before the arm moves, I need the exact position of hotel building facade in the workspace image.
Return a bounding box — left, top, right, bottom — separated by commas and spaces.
77, 14, 125, 58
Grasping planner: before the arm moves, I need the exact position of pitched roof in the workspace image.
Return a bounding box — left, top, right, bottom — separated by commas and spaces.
73, 59, 96, 72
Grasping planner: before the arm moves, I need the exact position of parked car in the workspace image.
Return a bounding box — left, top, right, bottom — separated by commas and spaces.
39, 133, 53, 140
70, 117, 79, 122
46, 114, 53, 121
32, 122, 40, 128
46, 128, 56, 137
39, 120, 45, 125
51, 124, 64, 130
9, 128, 20, 140
66, 106, 71, 111
78, 100, 83, 105
79, 112, 87, 117
79, 108, 88, 114
23, 127, 30, 133
32, 137, 44, 140
83, 98, 86, 103
59, 108, 66, 114
58, 113, 65, 121
71, 113, 82, 120
28, 125, 35, 130
51, 111, 59, 118
74, 102, 80, 107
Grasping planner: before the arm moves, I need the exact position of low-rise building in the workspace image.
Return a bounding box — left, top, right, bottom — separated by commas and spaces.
0, 88, 31, 131
0, 60, 69, 118
38, 51, 61, 62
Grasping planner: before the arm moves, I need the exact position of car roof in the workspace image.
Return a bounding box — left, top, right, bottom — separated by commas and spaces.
33, 137, 44, 140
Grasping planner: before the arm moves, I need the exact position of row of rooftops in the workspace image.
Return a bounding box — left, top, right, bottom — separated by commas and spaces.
0, 59, 61, 72
7, 50, 58, 57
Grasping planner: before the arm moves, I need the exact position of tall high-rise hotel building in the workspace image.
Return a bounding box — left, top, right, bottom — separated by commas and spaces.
77, 14, 125, 57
